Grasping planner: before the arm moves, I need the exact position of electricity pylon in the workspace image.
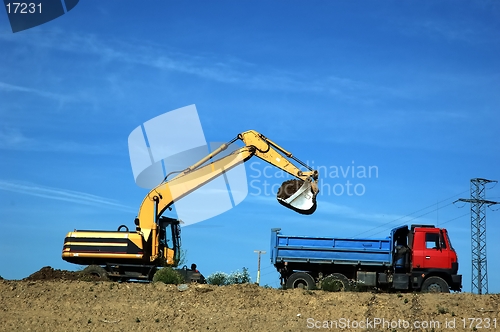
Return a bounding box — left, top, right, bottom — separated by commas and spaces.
455, 178, 498, 294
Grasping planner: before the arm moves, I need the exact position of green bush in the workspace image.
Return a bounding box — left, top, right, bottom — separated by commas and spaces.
207, 268, 251, 286
227, 267, 251, 284
206, 272, 228, 286
153, 267, 185, 284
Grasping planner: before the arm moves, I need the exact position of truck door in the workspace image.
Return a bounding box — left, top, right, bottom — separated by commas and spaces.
412, 229, 450, 269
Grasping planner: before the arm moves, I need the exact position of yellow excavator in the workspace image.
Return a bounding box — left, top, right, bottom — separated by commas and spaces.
62, 130, 319, 281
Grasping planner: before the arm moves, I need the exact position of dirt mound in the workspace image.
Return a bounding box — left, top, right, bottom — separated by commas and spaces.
1, 279, 499, 332
23, 266, 82, 281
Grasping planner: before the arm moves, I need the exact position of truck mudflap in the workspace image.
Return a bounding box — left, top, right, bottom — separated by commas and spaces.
451, 274, 462, 291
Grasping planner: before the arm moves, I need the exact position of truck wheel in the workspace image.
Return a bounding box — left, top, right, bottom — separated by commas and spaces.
322, 273, 351, 292
421, 276, 450, 293
286, 272, 316, 290
82, 265, 109, 281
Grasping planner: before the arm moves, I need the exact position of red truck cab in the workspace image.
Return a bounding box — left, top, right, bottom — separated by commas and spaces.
410, 225, 461, 291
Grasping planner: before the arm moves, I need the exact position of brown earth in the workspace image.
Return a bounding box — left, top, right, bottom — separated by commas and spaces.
0, 267, 499, 332
277, 179, 304, 199
23, 266, 82, 281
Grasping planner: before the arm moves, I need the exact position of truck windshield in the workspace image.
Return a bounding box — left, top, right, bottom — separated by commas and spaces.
444, 230, 454, 250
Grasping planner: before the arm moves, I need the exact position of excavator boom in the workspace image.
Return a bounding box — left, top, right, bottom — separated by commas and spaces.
137, 130, 319, 245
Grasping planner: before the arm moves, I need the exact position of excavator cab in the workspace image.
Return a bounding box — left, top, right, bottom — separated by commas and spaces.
277, 179, 318, 215
158, 216, 181, 266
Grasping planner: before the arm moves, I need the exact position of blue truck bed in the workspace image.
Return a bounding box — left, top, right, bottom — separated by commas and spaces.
270, 228, 398, 267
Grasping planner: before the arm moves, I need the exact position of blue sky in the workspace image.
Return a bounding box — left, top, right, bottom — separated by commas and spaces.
0, 1, 499, 292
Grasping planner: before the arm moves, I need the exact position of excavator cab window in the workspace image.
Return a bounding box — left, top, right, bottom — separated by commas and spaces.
159, 216, 180, 250
158, 226, 168, 247
159, 220, 172, 249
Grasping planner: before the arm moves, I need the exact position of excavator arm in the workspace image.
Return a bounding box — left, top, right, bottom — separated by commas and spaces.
136, 130, 319, 260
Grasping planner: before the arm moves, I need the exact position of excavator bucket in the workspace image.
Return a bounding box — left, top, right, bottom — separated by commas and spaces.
276, 179, 318, 215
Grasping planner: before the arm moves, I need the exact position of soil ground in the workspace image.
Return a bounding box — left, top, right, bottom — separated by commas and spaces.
0, 267, 499, 332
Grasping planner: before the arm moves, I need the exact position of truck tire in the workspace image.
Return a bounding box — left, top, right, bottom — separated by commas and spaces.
322, 273, 351, 292
421, 276, 450, 293
82, 265, 109, 281
286, 272, 316, 290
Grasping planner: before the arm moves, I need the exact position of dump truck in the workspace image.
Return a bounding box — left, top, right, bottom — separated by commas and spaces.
271, 224, 462, 292
62, 130, 319, 281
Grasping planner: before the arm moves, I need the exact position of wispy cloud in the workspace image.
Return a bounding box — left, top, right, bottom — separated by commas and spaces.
0, 126, 120, 155
0, 180, 135, 212
0, 81, 71, 102
247, 194, 410, 223
420, 20, 477, 43
0, 30, 402, 102
399, 16, 498, 45
318, 200, 420, 226
134, 53, 405, 101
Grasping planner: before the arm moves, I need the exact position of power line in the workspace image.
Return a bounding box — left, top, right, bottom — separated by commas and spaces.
354, 189, 469, 238
438, 213, 469, 226
368, 210, 470, 238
